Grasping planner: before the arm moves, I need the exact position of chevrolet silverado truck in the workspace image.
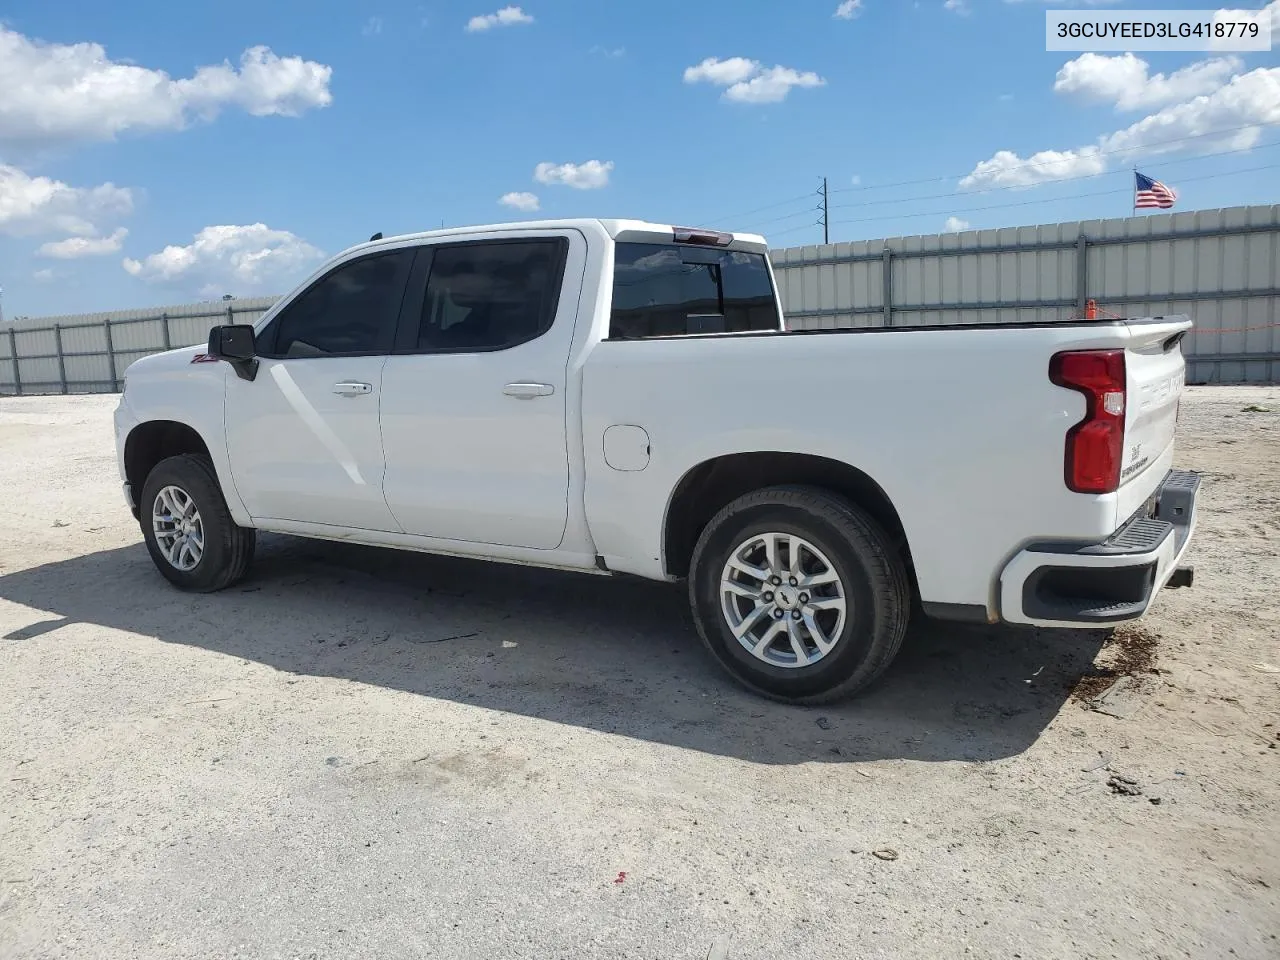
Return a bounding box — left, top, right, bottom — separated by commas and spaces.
114, 218, 1199, 703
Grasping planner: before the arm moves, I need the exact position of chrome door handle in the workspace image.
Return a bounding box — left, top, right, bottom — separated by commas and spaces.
503, 382, 554, 399
332, 381, 373, 396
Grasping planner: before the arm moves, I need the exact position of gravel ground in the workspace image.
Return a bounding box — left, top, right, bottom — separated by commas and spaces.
1, 387, 1277, 960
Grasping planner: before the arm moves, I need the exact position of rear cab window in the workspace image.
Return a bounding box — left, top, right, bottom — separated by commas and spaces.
609, 241, 780, 339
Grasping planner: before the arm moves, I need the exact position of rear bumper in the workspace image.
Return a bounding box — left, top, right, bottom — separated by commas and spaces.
999, 469, 1200, 627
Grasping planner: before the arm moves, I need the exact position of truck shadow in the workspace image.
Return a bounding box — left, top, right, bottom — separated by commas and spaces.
0, 535, 1109, 765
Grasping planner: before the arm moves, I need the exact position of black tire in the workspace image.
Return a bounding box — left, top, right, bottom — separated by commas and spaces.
688, 485, 910, 704
139, 453, 255, 592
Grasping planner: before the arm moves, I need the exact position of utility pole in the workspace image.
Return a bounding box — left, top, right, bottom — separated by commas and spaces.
817, 177, 830, 245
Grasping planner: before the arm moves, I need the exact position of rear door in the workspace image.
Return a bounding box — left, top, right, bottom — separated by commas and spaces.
379, 230, 585, 548
225, 249, 414, 530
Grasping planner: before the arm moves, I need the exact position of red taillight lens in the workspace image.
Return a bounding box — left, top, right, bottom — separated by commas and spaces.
1049, 349, 1127, 494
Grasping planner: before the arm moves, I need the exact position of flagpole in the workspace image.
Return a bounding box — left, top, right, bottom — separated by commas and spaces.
1131, 166, 1137, 218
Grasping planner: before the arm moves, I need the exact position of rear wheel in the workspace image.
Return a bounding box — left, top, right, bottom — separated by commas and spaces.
688, 485, 909, 704
139, 454, 255, 592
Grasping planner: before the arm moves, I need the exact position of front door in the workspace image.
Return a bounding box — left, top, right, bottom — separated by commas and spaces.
380, 232, 584, 549
224, 248, 414, 531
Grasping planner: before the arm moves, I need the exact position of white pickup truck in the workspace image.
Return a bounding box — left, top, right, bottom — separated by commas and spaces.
114, 218, 1199, 702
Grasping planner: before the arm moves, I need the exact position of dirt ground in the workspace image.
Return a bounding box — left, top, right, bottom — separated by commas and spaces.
1, 387, 1277, 960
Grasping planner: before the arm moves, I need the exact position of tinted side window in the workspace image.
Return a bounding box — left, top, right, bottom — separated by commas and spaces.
609, 242, 779, 339
418, 240, 567, 352
263, 250, 413, 358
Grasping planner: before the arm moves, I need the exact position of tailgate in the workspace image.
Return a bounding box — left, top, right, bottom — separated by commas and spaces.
1120, 317, 1191, 489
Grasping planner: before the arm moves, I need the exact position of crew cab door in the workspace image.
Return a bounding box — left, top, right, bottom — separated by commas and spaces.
224, 248, 414, 531
379, 230, 584, 548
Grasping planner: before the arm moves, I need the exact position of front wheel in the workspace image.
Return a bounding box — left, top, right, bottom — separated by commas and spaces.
139, 454, 255, 592
688, 485, 910, 704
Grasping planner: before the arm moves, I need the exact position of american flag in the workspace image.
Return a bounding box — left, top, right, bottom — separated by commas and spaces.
1134, 172, 1177, 210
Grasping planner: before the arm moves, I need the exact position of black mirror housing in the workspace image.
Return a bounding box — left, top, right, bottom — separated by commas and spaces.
209, 324, 256, 361
208, 324, 259, 381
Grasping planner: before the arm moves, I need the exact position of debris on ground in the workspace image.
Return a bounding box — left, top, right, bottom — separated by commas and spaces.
872, 848, 899, 861
815, 716, 831, 730
1240, 405, 1271, 413
1089, 676, 1150, 719
1073, 627, 1161, 705
1081, 753, 1111, 772
1107, 774, 1143, 797
408, 632, 479, 644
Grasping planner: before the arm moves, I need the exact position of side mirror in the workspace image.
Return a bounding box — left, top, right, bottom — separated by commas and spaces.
208, 324, 259, 381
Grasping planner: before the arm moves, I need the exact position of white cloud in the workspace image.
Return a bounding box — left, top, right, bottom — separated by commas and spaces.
590, 45, 626, 58
961, 65, 1280, 189
122, 223, 324, 297
725, 66, 826, 104
362, 17, 383, 36
533, 160, 613, 189
0, 27, 332, 149
0, 164, 134, 237
959, 147, 1106, 189
683, 57, 759, 86
33, 268, 56, 283
944, 0, 971, 13
684, 57, 825, 104
38, 227, 128, 258
850, 174, 862, 185
1054, 53, 1243, 111
944, 216, 971, 232
466, 6, 534, 32
499, 191, 540, 211
833, 1, 864, 19
1097, 66, 1280, 156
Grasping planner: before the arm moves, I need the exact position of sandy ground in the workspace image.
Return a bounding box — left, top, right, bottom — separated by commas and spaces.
0, 388, 1277, 960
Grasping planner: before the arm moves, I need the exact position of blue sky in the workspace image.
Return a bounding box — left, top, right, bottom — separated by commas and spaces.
1, 0, 1277, 318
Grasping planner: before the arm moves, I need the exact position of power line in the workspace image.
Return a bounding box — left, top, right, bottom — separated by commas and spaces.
695, 120, 1280, 240
698, 121, 1280, 232
693, 192, 820, 229
827, 140, 1280, 212
826, 119, 1280, 196
826, 162, 1280, 228
750, 205, 827, 229
769, 220, 828, 241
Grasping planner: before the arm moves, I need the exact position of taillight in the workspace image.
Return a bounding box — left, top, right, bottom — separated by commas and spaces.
1049, 349, 1127, 494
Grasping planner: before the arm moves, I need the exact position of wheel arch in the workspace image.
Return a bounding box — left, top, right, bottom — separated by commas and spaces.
123, 420, 213, 516
662, 452, 913, 585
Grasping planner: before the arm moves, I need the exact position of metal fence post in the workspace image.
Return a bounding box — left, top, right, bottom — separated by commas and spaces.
1076, 234, 1089, 316
103, 318, 119, 391
7, 327, 19, 396
161, 312, 171, 351
882, 247, 894, 327
53, 324, 68, 394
